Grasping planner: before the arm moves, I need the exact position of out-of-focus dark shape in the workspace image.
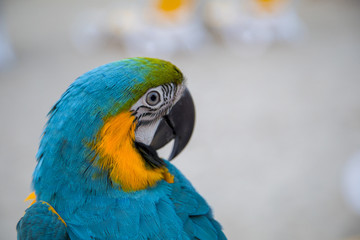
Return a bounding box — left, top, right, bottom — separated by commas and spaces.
0, 0, 15, 71
71, 0, 207, 57
204, 0, 304, 53
343, 152, 360, 215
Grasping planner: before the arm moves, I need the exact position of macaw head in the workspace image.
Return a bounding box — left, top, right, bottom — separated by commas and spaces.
34, 58, 195, 194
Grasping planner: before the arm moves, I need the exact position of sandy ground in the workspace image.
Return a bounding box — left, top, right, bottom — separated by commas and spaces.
1, 0, 360, 239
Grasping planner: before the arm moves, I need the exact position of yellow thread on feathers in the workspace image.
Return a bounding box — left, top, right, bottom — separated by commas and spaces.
40, 201, 67, 227
92, 111, 174, 192
24, 192, 67, 227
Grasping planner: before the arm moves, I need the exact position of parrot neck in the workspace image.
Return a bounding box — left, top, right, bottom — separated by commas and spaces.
91, 111, 174, 192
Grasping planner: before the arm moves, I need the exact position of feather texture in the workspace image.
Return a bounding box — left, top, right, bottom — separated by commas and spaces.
17, 202, 69, 240
19, 162, 225, 239
17, 58, 226, 239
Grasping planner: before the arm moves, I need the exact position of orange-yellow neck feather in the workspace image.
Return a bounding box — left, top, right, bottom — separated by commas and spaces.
92, 111, 173, 192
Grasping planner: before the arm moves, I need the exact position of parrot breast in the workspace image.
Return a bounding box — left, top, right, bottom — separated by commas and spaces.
90, 111, 174, 192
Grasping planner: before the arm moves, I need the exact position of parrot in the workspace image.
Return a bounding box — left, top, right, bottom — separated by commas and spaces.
16, 57, 226, 240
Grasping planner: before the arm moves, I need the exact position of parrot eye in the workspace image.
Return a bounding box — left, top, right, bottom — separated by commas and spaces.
146, 91, 161, 106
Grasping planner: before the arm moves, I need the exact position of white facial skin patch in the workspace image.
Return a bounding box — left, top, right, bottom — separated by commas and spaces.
131, 83, 184, 145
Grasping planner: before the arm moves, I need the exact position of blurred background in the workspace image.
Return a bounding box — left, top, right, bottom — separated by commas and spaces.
1, 0, 360, 239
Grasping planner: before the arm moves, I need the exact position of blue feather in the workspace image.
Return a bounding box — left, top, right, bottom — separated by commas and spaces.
17, 202, 69, 240
18, 58, 226, 239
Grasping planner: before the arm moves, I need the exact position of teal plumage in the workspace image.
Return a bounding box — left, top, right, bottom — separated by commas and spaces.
17, 58, 226, 240
17, 202, 69, 239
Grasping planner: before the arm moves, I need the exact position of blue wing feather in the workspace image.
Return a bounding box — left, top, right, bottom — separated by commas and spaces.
16, 202, 69, 240
167, 162, 227, 240
19, 164, 225, 240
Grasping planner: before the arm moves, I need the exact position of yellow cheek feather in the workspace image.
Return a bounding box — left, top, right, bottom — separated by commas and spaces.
91, 111, 174, 192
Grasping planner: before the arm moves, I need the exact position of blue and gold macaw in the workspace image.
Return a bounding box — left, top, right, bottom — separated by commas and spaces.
17, 58, 226, 240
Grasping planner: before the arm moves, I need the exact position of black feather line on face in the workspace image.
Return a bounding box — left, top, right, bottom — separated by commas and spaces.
134, 141, 165, 169
161, 85, 167, 98
164, 85, 170, 100
163, 84, 170, 97
134, 105, 155, 112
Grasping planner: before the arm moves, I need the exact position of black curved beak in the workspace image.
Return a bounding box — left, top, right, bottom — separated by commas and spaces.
150, 88, 195, 160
